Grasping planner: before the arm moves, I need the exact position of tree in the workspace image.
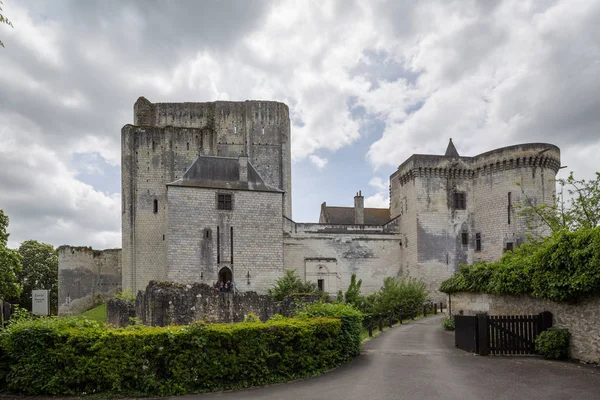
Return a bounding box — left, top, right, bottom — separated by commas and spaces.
0, 210, 22, 300
519, 171, 600, 240
268, 269, 318, 301
344, 273, 363, 306
0, 0, 14, 48
17, 240, 58, 313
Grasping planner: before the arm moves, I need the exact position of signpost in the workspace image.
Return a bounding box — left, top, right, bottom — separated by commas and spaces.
32, 290, 49, 316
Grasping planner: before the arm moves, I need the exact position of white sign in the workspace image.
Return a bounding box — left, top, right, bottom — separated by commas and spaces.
32, 290, 49, 316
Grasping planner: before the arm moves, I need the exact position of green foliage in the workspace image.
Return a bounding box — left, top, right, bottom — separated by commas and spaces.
362, 277, 429, 317
295, 302, 363, 360
535, 328, 571, 360
441, 315, 455, 331
6, 306, 34, 326
0, 315, 349, 396
440, 227, 600, 302
518, 171, 600, 239
16, 240, 58, 313
115, 288, 136, 302
0, 210, 22, 301
243, 313, 261, 323
268, 269, 319, 301
0, 0, 13, 48
344, 274, 363, 306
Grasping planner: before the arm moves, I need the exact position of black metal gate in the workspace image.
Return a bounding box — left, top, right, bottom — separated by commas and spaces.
455, 315, 479, 353
454, 311, 553, 356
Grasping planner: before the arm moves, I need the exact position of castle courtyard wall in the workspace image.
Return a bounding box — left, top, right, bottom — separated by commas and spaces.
58, 246, 121, 315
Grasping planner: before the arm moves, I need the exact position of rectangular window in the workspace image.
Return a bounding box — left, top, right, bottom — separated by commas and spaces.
461, 232, 468, 246
475, 233, 482, 251
317, 279, 324, 291
453, 192, 466, 210
217, 194, 232, 210
505, 242, 514, 253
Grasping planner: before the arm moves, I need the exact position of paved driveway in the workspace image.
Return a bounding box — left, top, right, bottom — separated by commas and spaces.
176, 315, 600, 400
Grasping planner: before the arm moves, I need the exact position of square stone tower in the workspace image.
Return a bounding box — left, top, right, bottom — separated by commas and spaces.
121, 97, 292, 293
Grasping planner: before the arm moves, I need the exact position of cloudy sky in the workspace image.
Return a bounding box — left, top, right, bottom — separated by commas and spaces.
1, 0, 599, 249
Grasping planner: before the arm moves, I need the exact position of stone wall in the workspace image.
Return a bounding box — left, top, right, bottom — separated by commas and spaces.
58, 246, 121, 316
283, 221, 403, 295
106, 298, 136, 327
122, 98, 292, 294
128, 281, 318, 327
450, 292, 600, 364
167, 186, 284, 294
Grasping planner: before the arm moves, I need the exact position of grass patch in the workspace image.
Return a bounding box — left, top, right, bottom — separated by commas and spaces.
80, 303, 106, 323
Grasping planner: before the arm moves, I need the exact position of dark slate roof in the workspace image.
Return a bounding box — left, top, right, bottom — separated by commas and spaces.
167, 156, 282, 193
444, 138, 460, 158
322, 206, 390, 225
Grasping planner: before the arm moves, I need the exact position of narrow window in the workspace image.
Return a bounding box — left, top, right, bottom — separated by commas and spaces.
187, 142, 190, 151
461, 232, 468, 246
217, 226, 220, 264
317, 279, 324, 291
153, 199, 158, 213
204, 228, 211, 239
230, 226, 234, 265
507, 192, 512, 225
475, 233, 482, 251
217, 194, 232, 210
505, 242, 514, 253
453, 192, 466, 210
162, 234, 165, 241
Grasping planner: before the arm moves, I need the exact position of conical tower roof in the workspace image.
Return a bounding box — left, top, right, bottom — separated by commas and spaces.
444, 138, 460, 158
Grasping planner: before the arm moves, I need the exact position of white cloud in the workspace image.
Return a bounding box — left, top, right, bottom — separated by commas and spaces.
309, 155, 328, 169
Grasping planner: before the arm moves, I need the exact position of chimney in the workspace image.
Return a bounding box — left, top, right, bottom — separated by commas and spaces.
239, 156, 248, 182
354, 190, 364, 225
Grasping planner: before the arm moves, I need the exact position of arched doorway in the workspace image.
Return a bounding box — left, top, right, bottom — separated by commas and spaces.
218, 267, 232, 284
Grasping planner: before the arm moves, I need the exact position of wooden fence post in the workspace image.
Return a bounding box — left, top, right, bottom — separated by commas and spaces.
398, 308, 403, 324
477, 314, 490, 356
378, 313, 383, 331
368, 315, 373, 337
539, 311, 553, 333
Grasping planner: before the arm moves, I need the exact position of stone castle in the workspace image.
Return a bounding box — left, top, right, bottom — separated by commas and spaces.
58, 98, 561, 315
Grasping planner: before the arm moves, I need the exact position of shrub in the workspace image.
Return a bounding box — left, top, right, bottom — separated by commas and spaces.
115, 288, 136, 302
0, 315, 346, 396
364, 277, 429, 318
441, 315, 455, 331
295, 302, 363, 360
268, 270, 319, 301
535, 328, 571, 360
439, 227, 600, 303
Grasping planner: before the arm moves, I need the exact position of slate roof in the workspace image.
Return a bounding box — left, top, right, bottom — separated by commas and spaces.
167, 156, 282, 193
444, 138, 460, 158
321, 206, 390, 225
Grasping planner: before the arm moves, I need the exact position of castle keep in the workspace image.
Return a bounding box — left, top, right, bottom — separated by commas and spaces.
58, 98, 560, 314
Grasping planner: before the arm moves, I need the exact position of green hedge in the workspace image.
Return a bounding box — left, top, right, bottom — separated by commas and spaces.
0, 315, 350, 396
440, 227, 600, 303
295, 302, 363, 360
535, 328, 571, 360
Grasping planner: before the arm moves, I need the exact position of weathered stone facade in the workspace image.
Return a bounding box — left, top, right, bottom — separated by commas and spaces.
122, 98, 292, 293
450, 292, 600, 364
58, 246, 121, 315
389, 141, 560, 297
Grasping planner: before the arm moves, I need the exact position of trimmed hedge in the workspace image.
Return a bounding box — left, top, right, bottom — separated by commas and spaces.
440, 227, 600, 303
0, 315, 351, 396
295, 302, 363, 360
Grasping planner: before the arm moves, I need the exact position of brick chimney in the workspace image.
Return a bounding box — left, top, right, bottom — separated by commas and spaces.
239, 156, 248, 182
354, 191, 364, 225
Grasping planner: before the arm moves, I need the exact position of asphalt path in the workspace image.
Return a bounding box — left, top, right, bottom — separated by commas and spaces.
177, 315, 600, 400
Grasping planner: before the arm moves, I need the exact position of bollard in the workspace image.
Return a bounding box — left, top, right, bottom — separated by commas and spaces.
378, 313, 383, 332
399, 308, 403, 324
368, 315, 373, 337
440, 301, 443, 312
423, 304, 427, 317
412, 309, 416, 320
388, 311, 393, 328
434, 303, 438, 314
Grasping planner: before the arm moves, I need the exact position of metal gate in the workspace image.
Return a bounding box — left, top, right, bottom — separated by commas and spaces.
454, 311, 553, 355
